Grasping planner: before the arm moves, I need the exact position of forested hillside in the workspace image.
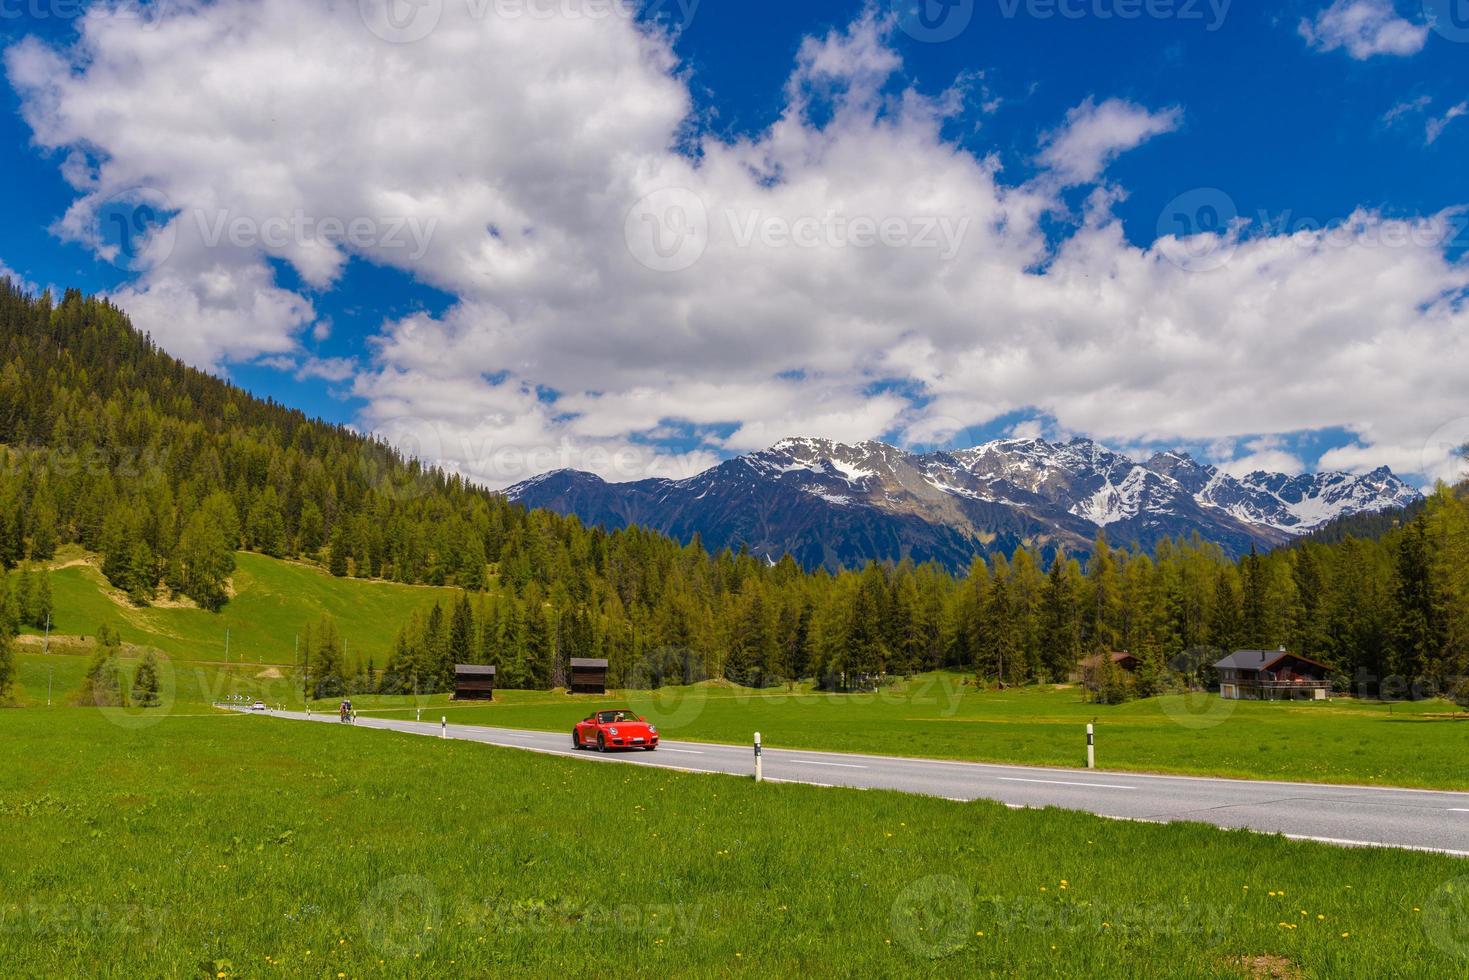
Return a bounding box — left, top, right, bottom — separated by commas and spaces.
1, 280, 1467, 702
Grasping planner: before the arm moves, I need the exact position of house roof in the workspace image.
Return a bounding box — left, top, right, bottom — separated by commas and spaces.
570, 658, 609, 669
455, 664, 497, 676
1079, 651, 1138, 669
1213, 649, 1333, 673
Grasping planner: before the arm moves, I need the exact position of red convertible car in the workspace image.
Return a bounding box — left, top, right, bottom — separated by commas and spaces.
573, 709, 659, 752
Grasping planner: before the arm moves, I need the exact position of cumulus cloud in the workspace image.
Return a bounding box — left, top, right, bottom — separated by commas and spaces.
1038, 98, 1182, 186
7, 1, 1469, 490
1213, 437, 1306, 478
1299, 0, 1429, 59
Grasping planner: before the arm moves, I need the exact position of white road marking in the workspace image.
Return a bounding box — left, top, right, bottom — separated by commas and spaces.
999, 777, 1135, 790
659, 748, 706, 755
1449, 808, 1469, 813
789, 760, 868, 769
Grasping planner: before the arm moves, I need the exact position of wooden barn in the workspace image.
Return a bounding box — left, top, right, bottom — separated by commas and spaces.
569, 658, 608, 695
453, 664, 497, 701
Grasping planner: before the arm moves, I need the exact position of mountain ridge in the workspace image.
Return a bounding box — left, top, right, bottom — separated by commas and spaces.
507, 436, 1421, 572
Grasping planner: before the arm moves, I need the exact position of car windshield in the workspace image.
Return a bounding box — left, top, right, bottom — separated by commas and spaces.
596, 711, 639, 725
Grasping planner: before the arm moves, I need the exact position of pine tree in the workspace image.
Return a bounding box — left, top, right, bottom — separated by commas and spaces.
298, 501, 325, 556
1084, 536, 1122, 654
246, 487, 287, 558
309, 617, 346, 699
175, 504, 235, 611
450, 593, 477, 666
0, 616, 13, 698
1039, 555, 1082, 681
328, 523, 350, 578
1240, 545, 1270, 649
133, 650, 162, 708
82, 643, 128, 708
1390, 514, 1444, 679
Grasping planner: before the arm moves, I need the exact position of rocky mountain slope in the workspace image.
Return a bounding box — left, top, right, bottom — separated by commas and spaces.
507, 437, 1421, 571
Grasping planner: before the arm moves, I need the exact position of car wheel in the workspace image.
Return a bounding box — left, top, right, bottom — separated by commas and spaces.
573, 729, 582, 749
644, 745, 657, 752
597, 733, 607, 752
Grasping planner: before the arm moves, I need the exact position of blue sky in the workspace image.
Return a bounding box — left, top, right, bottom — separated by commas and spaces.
1, 0, 1467, 486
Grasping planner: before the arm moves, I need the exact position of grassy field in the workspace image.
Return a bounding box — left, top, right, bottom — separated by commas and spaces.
346, 677, 1469, 791
12, 645, 1469, 789
2, 710, 1467, 978
12, 549, 1469, 791
20, 549, 459, 667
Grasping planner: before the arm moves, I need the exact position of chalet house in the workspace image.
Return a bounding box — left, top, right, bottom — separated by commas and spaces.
1076, 651, 1139, 688
1213, 649, 1332, 701
1079, 651, 1139, 674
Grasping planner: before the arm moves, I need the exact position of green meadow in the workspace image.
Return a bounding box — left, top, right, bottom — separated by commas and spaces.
21, 549, 458, 667
11, 549, 1469, 791
2, 710, 1467, 979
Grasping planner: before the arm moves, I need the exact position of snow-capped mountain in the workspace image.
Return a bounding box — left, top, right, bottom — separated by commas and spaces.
506, 437, 1421, 572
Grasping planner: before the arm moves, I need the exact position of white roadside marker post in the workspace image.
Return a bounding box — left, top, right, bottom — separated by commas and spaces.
754, 731, 763, 783
417, 707, 422, 723
441, 716, 447, 739
1086, 724, 1095, 770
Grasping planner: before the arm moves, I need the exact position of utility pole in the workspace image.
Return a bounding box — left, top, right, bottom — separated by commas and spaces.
43, 613, 51, 654
224, 628, 230, 666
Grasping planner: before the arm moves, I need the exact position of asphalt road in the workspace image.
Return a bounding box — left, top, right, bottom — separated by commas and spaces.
242, 708, 1469, 857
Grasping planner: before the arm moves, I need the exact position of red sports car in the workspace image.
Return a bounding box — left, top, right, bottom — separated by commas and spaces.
573, 709, 659, 752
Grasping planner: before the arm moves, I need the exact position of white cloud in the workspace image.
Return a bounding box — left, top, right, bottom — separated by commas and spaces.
0, 260, 39, 295
7, 1, 1469, 490
1426, 101, 1468, 144
1382, 94, 1432, 125
1038, 98, 1182, 186
1213, 437, 1306, 478
1299, 0, 1429, 59
261, 354, 358, 383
